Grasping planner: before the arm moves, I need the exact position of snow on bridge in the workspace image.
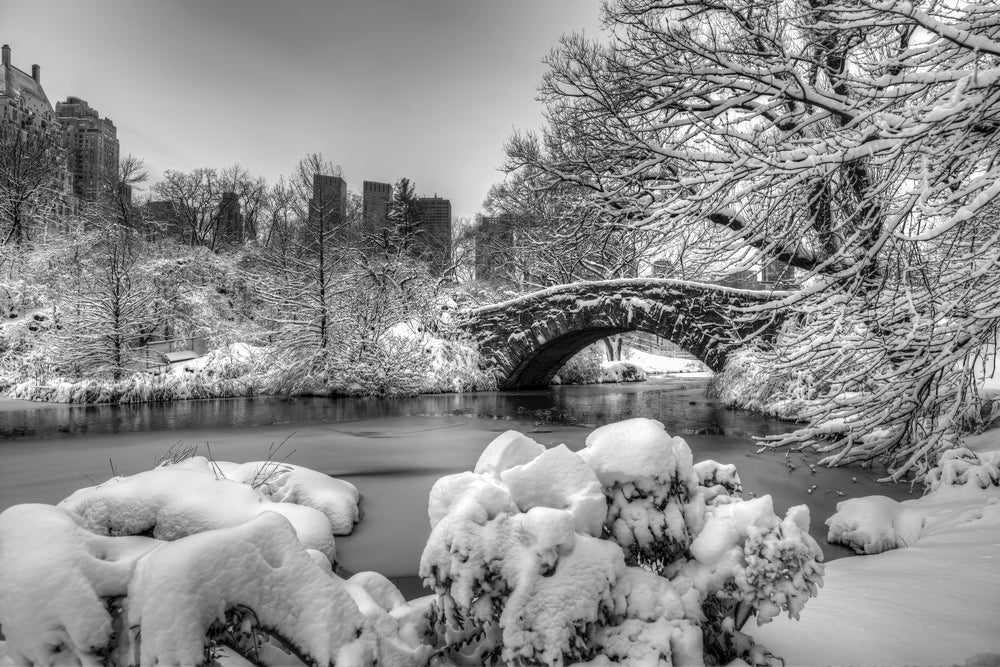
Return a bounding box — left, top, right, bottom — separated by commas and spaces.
456, 278, 788, 389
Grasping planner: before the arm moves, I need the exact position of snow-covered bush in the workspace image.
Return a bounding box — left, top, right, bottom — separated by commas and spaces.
420, 419, 825, 666
553, 347, 647, 385
0, 457, 435, 666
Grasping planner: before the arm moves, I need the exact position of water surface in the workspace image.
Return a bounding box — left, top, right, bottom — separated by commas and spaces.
0, 377, 916, 598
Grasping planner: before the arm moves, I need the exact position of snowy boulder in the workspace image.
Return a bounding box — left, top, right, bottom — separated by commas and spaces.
59, 463, 340, 562
500, 444, 607, 536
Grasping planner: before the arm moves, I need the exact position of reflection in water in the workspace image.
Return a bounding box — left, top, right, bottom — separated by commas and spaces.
0, 376, 915, 600
0, 376, 790, 441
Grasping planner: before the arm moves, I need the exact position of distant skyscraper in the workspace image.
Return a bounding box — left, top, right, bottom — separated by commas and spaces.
414, 196, 452, 277
475, 215, 514, 282
215, 191, 243, 248
362, 180, 391, 236
0, 44, 56, 133
56, 96, 119, 203
309, 174, 347, 236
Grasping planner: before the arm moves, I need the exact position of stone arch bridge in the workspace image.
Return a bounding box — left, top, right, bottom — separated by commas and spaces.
456, 278, 787, 389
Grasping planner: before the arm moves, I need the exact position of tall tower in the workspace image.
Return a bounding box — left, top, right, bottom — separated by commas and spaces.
215, 191, 243, 248
309, 174, 347, 236
361, 180, 391, 236
56, 96, 119, 203
414, 196, 452, 277
475, 215, 514, 282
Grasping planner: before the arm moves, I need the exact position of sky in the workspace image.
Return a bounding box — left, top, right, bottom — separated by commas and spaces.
0, 0, 603, 219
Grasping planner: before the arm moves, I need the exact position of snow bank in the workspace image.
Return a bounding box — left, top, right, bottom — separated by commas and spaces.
172, 456, 361, 535
625, 348, 710, 374
0, 459, 431, 666
420, 418, 824, 665
753, 432, 1000, 666
0, 504, 158, 665
59, 457, 355, 562
126, 512, 373, 666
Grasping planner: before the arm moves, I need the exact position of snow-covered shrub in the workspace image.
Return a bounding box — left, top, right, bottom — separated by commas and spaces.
553, 345, 607, 385
0, 460, 433, 666
600, 360, 648, 383
420, 419, 825, 666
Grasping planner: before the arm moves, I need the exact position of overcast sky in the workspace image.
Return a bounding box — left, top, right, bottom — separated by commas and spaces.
1, 0, 602, 218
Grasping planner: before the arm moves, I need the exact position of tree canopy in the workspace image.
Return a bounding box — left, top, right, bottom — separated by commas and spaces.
506, 0, 1000, 478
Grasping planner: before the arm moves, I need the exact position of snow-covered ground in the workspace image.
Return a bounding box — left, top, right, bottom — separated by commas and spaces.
752, 430, 1000, 665
1, 418, 997, 665
624, 348, 711, 375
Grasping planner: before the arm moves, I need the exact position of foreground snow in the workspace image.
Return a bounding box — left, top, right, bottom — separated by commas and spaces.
1, 421, 997, 664
752, 431, 1000, 665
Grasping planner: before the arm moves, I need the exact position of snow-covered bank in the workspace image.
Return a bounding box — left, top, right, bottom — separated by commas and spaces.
751, 431, 1000, 665
0, 419, 825, 666
3, 333, 499, 405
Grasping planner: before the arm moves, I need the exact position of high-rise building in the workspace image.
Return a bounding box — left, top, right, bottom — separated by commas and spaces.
215, 191, 243, 248
1, 45, 76, 225
56, 96, 119, 203
0, 44, 56, 134
414, 196, 452, 277
362, 180, 391, 236
309, 174, 347, 235
475, 215, 515, 282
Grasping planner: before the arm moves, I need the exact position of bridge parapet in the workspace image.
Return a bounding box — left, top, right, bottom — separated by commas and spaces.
457, 278, 787, 389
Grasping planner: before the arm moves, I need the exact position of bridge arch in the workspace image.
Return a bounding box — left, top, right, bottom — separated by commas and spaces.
457, 279, 784, 389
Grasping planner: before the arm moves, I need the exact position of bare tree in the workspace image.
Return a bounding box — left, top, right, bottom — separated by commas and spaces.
55, 218, 154, 380
0, 122, 65, 251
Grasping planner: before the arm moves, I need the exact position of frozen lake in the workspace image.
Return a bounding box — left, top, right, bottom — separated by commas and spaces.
0, 376, 916, 598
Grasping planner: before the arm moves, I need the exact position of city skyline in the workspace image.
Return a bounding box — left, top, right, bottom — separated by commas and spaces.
0, 0, 603, 219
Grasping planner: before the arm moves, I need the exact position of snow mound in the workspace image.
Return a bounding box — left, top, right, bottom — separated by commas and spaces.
421, 419, 824, 665
828, 444, 1000, 554
754, 435, 1000, 665
59, 460, 341, 562
473, 429, 547, 479
0, 504, 158, 665
127, 512, 373, 666
580, 417, 693, 486
0, 462, 432, 666
172, 456, 361, 534
500, 444, 607, 536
